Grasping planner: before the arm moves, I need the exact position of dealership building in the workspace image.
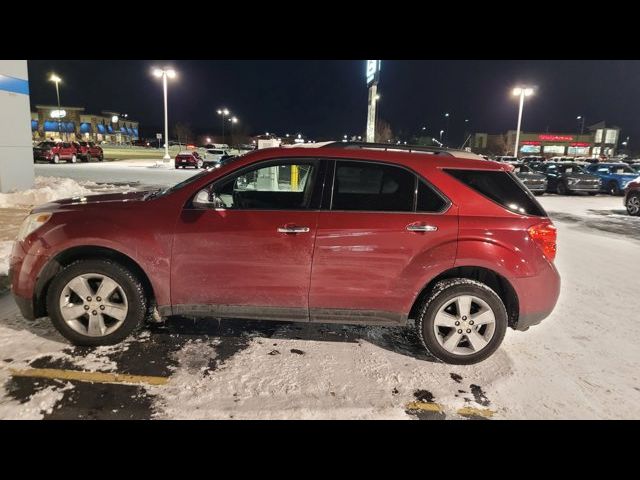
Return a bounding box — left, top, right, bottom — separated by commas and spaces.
472, 122, 620, 158
31, 105, 139, 143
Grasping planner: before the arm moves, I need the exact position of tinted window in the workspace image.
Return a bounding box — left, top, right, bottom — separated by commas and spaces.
445, 169, 546, 216
215, 163, 316, 210
332, 161, 414, 212
417, 180, 447, 212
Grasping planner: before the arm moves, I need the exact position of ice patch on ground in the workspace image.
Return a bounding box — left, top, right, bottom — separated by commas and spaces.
0, 380, 74, 419
0, 241, 13, 276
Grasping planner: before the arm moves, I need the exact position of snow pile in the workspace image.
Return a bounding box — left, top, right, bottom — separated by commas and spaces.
0, 241, 14, 276
0, 176, 94, 208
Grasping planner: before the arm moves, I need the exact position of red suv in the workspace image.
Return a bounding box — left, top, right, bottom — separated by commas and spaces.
72, 141, 104, 162
32, 141, 78, 164
9, 143, 560, 364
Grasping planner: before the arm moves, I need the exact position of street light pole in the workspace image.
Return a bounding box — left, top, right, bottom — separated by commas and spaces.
577, 115, 585, 135
512, 87, 534, 158
444, 113, 450, 146
49, 74, 62, 140
153, 68, 176, 163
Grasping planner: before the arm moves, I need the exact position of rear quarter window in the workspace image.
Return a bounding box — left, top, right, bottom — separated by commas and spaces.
445, 169, 547, 216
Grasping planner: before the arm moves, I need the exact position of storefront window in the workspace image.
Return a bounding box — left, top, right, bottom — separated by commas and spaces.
592, 147, 601, 156
605, 129, 618, 144
520, 145, 541, 153
543, 145, 566, 154
595, 129, 603, 143
568, 146, 590, 156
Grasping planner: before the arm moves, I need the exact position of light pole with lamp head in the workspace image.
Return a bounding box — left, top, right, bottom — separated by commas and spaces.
228, 116, 238, 146
444, 113, 450, 146
217, 108, 230, 144
512, 86, 534, 158
576, 115, 585, 135
152, 67, 176, 163
49, 74, 63, 140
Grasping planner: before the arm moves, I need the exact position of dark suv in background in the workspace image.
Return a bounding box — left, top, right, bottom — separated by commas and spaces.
530, 162, 601, 195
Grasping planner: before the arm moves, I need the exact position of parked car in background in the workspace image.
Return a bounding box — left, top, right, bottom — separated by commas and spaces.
585, 162, 639, 195
629, 162, 640, 173
175, 151, 204, 169
10, 143, 560, 365
494, 155, 518, 163
508, 162, 547, 195
204, 148, 233, 167
549, 156, 576, 163
521, 155, 546, 164
32, 141, 78, 164
531, 162, 601, 195
72, 141, 104, 162
624, 179, 640, 216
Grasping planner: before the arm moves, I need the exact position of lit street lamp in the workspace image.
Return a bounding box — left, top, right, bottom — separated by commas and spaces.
152, 67, 176, 163
49, 74, 63, 140
512, 86, 534, 158
440, 129, 444, 143
228, 116, 238, 145
576, 115, 585, 135
217, 108, 230, 144
444, 113, 450, 146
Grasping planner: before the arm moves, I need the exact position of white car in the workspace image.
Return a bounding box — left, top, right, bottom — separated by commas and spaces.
204, 148, 232, 167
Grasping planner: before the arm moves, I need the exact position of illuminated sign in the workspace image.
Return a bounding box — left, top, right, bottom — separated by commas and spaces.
521, 141, 541, 145
366, 60, 381, 86
570, 142, 590, 147
538, 134, 574, 142
50, 109, 66, 119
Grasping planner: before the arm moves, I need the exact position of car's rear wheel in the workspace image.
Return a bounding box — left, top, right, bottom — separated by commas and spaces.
588, 192, 598, 196
197, 159, 203, 168
52, 154, 60, 164
627, 192, 640, 216
607, 181, 620, 196
86, 154, 91, 162
98, 154, 104, 161
46, 260, 147, 346
70, 154, 77, 163
416, 278, 507, 365
533, 191, 544, 196
556, 182, 569, 195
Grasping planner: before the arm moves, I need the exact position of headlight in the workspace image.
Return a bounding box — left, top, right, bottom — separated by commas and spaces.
16, 213, 52, 242
567, 178, 578, 185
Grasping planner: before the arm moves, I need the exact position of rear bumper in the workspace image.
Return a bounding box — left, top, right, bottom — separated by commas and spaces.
512, 261, 561, 331
13, 293, 35, 320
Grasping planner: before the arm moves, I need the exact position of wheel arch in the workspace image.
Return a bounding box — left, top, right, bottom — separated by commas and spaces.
408, 266, 520, 329
33, 245, 156, 318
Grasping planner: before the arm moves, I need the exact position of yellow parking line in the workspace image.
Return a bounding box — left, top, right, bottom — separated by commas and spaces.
9, 367, 168, 386
406, 401, 496, 418
457, 406, 495, 418
405, 401, 445, 413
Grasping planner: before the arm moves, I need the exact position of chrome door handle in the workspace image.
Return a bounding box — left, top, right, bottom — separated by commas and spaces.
278, 225, 310, 234
406, 224, 438, 232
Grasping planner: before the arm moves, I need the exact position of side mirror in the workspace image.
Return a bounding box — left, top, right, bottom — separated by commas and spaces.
193, 189, 225, 209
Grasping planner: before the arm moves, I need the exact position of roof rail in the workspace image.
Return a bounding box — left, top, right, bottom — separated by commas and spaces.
322, 141, 459, 156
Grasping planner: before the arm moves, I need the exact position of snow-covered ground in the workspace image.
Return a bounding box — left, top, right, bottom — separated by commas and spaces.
0, 175, 638, 419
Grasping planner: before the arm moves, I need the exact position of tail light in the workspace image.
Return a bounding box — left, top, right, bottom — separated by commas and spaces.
528, 221, 557, 262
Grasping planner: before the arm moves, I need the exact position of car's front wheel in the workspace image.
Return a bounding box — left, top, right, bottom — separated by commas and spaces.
556, 182, 569, 195
70, 154, 77, 163
52, 154, 60, 164
627, 192, 640, 216
197, 159, 203, 169
46, 259, 147, 346
607, 181, 620, 196
416, 278, 508, 365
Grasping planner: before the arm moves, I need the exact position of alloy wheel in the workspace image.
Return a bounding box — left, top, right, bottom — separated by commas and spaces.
432, 295, 496, 356
59, 273, 129, 337
627, 193, 640, 215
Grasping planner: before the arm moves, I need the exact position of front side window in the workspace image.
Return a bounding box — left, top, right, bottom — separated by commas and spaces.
214, 162, 316, 210
332, 161, 415, 212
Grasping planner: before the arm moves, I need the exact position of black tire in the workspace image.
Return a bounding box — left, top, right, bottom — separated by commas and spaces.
46, 259, 147, 346
607, 181, 620, 196
533, 191, 544, 196
588, 192, 598, 196
627, 192, 640, 216
416, 278, 508, 365
99, 154, 104, 161
556, 182, 569, 195
52, 154, 60, 164
86, 154, 91, 162
70, 154, 77, 164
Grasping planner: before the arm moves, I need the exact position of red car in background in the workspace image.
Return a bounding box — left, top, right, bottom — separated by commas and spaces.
175, 151, 204, 169
624, 179, 640, 216
72, 141, 104, 162
10, 142, 560, 365
32, 141, 78, 164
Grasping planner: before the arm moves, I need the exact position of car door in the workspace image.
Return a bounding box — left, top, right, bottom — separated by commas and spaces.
308, 160, 458, 325
170, 158, 326, 321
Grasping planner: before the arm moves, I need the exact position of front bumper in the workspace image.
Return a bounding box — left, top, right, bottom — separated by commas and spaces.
568, 184, 600, 192
523, 183, 547, 192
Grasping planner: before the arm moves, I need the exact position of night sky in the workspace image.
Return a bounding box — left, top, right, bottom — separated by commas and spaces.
27, 60, 640, 146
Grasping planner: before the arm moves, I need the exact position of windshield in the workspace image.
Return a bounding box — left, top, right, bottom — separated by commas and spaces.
513, 165, 532, 173
608, 164, 636, 174
548, 163, 585, 174
36, 142, 55, 149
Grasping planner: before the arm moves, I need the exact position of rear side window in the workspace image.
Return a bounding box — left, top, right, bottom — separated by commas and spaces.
445, 169, 546, 216
332, 161, 414, 212
417, 180, 447, 212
